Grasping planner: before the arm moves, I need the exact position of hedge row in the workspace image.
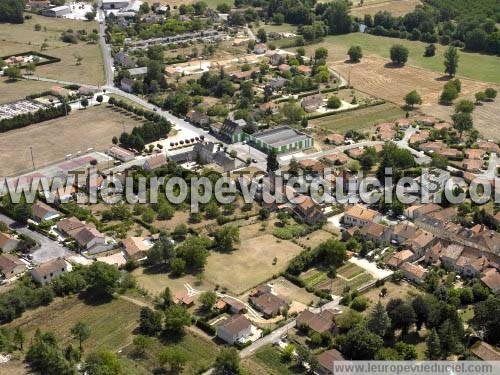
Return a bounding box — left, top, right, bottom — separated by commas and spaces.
0, 103, 71, 133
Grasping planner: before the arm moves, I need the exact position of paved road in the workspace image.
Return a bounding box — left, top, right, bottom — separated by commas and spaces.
98, 4, 114, 87
0, 213, 72, 265
239, 296, 342, 358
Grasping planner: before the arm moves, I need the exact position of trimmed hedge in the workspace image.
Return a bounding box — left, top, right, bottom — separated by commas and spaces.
0, 103, 71, 133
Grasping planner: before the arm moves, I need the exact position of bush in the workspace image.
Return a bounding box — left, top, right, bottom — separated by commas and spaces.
390, 44, 409, 65
327, 96, 342, 109
350, 295, 369, 311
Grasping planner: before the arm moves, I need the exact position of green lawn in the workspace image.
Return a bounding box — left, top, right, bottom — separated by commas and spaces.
281, 33, 500, 84
256, 23, 298, 34
310, 102, 405, 134
120, 332, 219, 374
250, 345, 304, 375
9, 296, 141, 352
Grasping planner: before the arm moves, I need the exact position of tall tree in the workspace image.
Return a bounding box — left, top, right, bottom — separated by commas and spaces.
84, 350, 121, 375
70, 321, 91, 351
367, 301, 391, 337
214, 347, 240, 375
404, 90, 422, 109
426, 328, 441, 359
164, 305, 191, 334
266, 149, 279, 173
444, 46, 459, 77
159, 347, 187, 373
342, 325, 383, 360
452, 112, 473, 138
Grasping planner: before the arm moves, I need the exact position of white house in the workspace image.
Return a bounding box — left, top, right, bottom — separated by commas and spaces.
102, 0, 130, 10
216, 314, 252, 344
31, 258, 71, 285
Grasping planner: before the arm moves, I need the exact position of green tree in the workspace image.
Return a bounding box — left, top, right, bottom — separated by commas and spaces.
164, 305, 191, 334
84, 350, 121, 375
132, 335, 151, 358
213, 225, 240, 251
452, 112, 473, 138
327, 96, 341, 109
473, 296, 500, 345
426, 328, 441, 359
139, 307, 163, 336
170, 258, 186, 277
455, 99, 474, 114
70, 321, 90, 351
266, 149, 279, 173
13, 327, 25, 351
342, 325, 383, 360
444, 46, 459, 77
315, 47, 328, 60
348, 45, 362, 62
388, 302, 416, 336
199, 291, 217, 311
85, 11, 96, 21
367, 301, 391, 337
257, 28, 267, 42
214, 347, 240, 374
5, 65, 22, 80
404, 90, 422, 109
159, 347, 187, 373
281, 101, 305, 123
86, 261, 121, 298
390, 45, 409, 65
485, 88, 497, 100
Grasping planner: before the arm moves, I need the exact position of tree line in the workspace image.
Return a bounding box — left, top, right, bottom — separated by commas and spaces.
0, 0, 24, 24
0, 103, 71, 133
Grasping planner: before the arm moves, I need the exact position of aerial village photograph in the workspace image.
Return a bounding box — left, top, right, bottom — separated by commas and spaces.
0, 0, 499, 374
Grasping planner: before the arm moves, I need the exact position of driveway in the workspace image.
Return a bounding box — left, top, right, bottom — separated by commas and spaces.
348, 257, 393, 280
0, 213, 73, 265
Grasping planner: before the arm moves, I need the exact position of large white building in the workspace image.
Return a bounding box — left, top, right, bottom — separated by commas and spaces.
102, 0, 130, 10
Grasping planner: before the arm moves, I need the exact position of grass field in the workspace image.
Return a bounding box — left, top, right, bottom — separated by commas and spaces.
119, 330, 219, 374
0, 105, 142, 176
243, 345, 303, 375
361, 281, 422, 312
204, 232, 304, 295
0, 15, 104, 85
350, 0, 420, 17
256, 23, 298, 34
285, 33, 500, 84
8, 296, 141, 352
0, 77, 54, 104
310, 102, 405, 134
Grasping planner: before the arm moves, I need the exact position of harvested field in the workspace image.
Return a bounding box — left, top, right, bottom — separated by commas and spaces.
0, 15, 104, 85
310, 102, 405, 134
423, 94, 500, 141
0, 78, 54, 104
350, 0, 421, 17
332, 56, 489, 106
204, 233, 304, 295
0, 105, 142, 176
283, 33, 500, 83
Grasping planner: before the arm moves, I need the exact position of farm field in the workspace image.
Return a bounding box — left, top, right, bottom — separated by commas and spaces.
204, 232, 304, 295
119, 329, 219, 375
0, 105, 142, 176
310, 102, 405, 134
332, 56, 489, 106
350, 0, 421, 17
7, 296, 141, 352
285, 33, 500, 84
301, 263, 373, 295
0, 15, 104, 85
424, 96, 500, 141
0, 78, 54, 104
